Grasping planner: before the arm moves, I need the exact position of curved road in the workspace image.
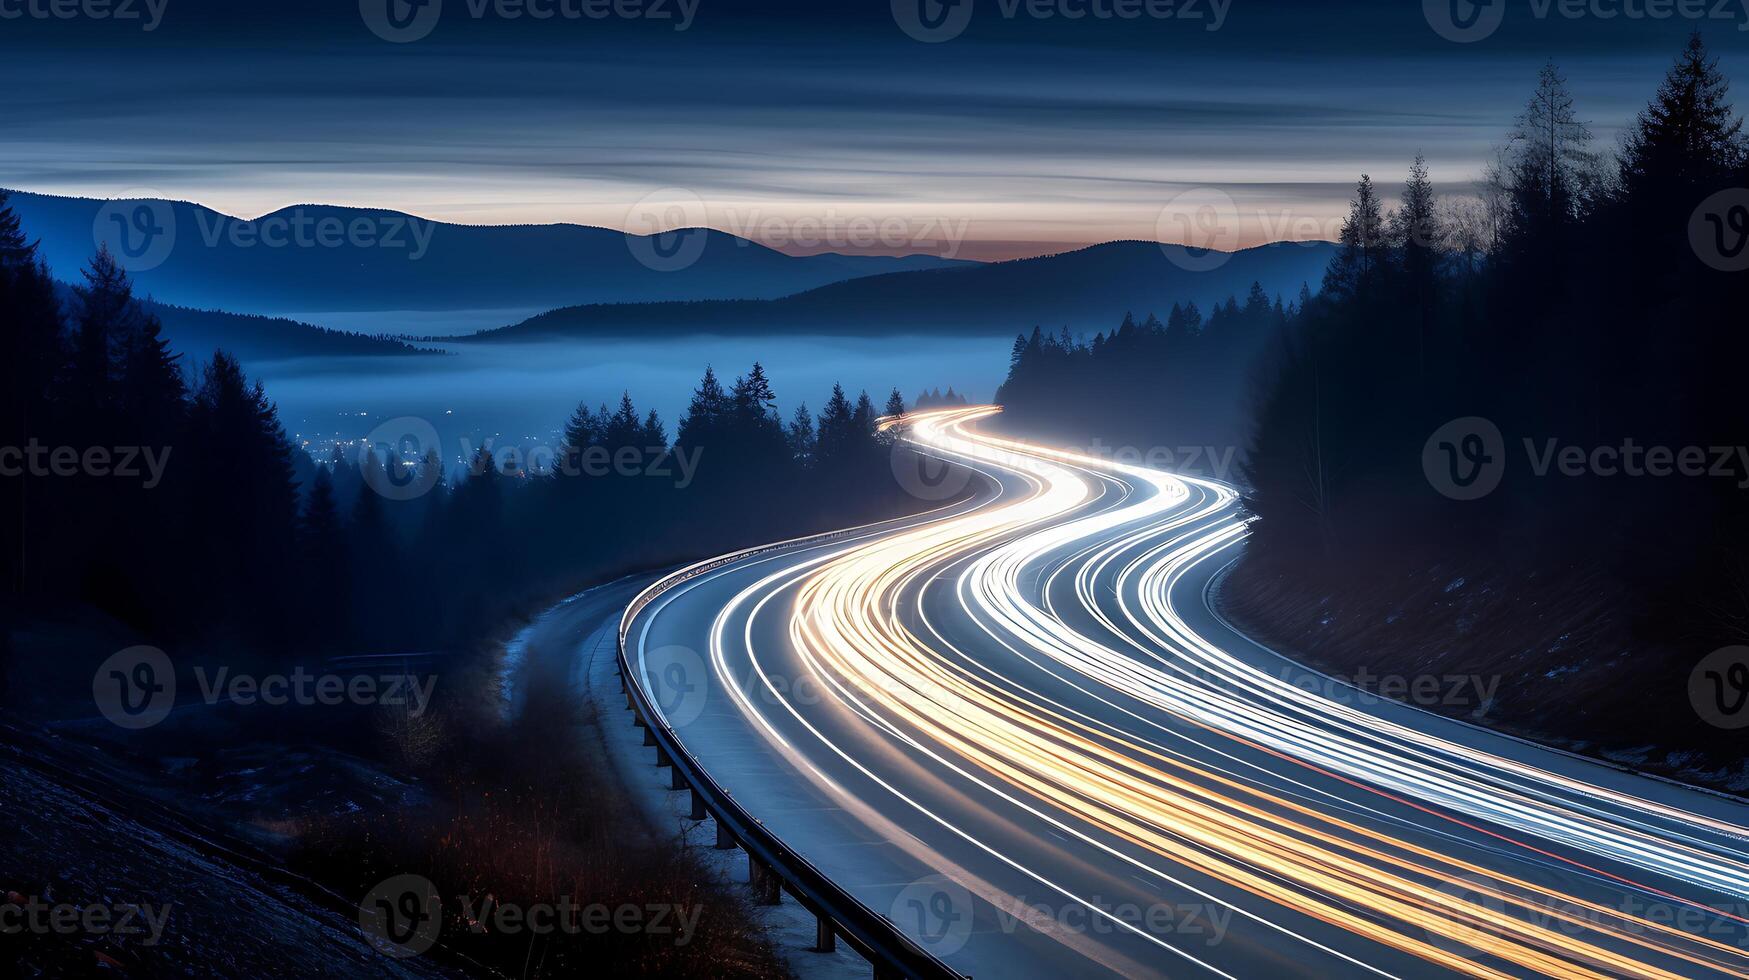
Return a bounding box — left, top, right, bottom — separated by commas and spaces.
625, 407, 1749, 979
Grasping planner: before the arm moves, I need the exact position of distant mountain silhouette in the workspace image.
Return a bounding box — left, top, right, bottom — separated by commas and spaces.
145, 301, 433, 362
5, 189, 976, 315
47, 280, 431, 362
470, 241, 1337, 340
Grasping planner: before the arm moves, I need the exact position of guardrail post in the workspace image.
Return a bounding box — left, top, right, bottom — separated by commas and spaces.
625, 558, 966, 980
814, 913, 836, 953
749, 856, 780, 905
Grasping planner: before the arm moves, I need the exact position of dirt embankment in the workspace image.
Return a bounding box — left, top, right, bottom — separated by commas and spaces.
1218, 548, 1749, 795
1, 580, 792, 979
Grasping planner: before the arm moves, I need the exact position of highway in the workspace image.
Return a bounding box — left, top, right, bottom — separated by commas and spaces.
624, 407, 1749, 978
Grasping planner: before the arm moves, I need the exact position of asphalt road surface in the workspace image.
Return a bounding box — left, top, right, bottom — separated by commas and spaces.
624, 407, 1749, 979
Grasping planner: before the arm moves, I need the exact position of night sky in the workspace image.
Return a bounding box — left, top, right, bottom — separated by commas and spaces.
3, 0, 1744, 259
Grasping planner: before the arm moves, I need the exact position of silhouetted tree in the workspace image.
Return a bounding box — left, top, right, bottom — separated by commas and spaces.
69, 245, 137, 434
787, 404, 816, 466
1619, 33, 1745, 196
186, 351, 301, 642
1392, 154, 1440, 382
0, 192, 65, 595
301, 467, 349, 643
1324, 175, 1389, 300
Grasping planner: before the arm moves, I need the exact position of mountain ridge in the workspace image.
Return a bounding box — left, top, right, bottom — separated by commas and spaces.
469, 239, 1337, 341
4, 189, 979, 316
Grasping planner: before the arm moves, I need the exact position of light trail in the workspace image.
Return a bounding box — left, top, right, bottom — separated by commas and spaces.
631, 407, 1749, 978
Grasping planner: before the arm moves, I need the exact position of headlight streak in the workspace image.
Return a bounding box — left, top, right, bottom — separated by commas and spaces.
888, 416, 1747, 976
633, 408, 1749, 978
1110, 484, 1749, 901
929, 417, 1749, 905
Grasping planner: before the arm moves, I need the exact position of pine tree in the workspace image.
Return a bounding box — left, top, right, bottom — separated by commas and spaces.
678, 365, 729, 450
641, 409, 668, 448
115, 307, 185, 446
1324, 175, 1389, 299
816, 384, 857, 464
884, 388, 906, 418
606, 392, 643, 447
1394, 154, 1441, 381
70, 245, 139, 428
1508, 62, 1598, 234
787, 403, 816, 466
736, 362, 778, 418
300, 467, 348, 626
562, 399, 601, 451
0, 191, 30, 269
1619, 33, 1746, 194
0, 193, 63, 442
187, 352, 301, 638
348, 458, 398, 649
0, 193, 65, 595
852, 390, 877, 437
1243, 281, 1272, 318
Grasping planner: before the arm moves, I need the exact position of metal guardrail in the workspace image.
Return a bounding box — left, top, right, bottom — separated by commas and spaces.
617, 519, 967, 980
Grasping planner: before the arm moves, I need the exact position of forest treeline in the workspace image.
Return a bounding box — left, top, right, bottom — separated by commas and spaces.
1232, 35, 1749, 753
996, 285, 1295, 452
0, 196, 917, 678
